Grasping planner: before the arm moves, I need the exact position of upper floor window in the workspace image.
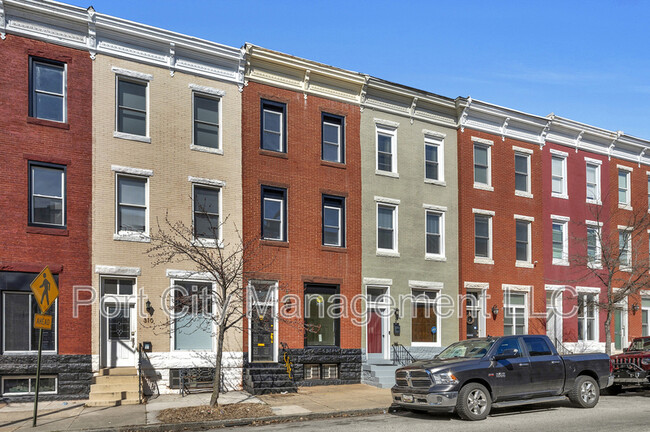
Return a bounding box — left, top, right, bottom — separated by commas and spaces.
117, 77, 147, 137
585, 159, 601, 204
376, 124, 397, 175
193, 185, 221, 242
29, 162, 65, 228
116, 175, 148, 234
586, 222, 602, 268
30, 58, 66, 123
551, 153, 567, 198
474, 212, 492, 262
377, 203, 397, 253
261, 186, 286, 241
261, 100, 286, 153
619, 229, 632, 269
513, 148, 531, 195
322, 195, 345, 247
473, 143, 491, 188
424, 134, 444, 183
322, 114, 344, 163
515, 219, 531, 264
425, 210, 445, 259
618, 167, 632, 208
193, 94, 220, 150
551, 217, 569, 265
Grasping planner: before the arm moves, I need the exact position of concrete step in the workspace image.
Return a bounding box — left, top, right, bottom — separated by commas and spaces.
85, 398, 140, 407
89, 391, 139, 402
92, 375, 139, 385
90, 382, 139, 393
99, 367, 137, 376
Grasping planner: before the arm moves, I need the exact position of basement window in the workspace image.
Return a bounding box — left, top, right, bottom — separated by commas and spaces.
1, 376, 57, 396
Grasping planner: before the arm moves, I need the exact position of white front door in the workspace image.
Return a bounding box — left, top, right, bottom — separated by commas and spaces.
105, 303, 136, 367
546, 290, 563, 346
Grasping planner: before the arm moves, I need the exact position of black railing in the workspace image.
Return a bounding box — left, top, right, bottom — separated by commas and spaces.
138, 343, 159, 402
391, 343, 416, 366
180, 368, 225, 396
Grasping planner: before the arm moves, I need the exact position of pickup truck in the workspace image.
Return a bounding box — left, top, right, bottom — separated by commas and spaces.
391, 335, 612, 421
608, 336, 650, 394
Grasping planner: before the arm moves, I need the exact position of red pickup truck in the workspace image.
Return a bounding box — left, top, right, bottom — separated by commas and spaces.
608, 336, 650, 394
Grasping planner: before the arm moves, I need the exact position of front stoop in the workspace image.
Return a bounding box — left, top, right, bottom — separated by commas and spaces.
86, 367, 140, 407
361, 363, 399, 389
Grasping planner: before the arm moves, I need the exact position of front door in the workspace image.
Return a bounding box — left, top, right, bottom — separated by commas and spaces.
615, 308, 626, 351
546, 290, 563, 347
367, 308, 383, 354
105, 304, 136, 367
466, 292, 481, 338
249, 281, 277, 362
251, 308, 274, 362
366, 286, 389, 360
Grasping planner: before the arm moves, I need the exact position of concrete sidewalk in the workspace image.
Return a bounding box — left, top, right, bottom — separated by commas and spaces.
0, 384, 392, 432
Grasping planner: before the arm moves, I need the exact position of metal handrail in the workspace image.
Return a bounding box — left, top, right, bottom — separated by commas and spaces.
391, 343, 416, 366
137, 343, 143, 404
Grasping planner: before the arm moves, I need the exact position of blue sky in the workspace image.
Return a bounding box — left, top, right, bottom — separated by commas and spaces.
68, 0, 650, 139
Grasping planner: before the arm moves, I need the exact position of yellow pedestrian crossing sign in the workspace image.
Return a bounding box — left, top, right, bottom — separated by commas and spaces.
30, 266, 59, 313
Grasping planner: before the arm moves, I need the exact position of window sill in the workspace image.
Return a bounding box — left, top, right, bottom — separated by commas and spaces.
514, 190, 533, 199
375, 169, 399, 178
320, 160, 346, 169
618, 203, 633, 211
260, 239, 289, 248
190, 144, 223, 155
114, 131, 151, 143
192, 238, 223, 249
425, 254, 447, 262
552, 259, 569, 266
515, 261, 534, 268
26, 117, 70, 130
551, 193, 568, 200
26, 226, 69, 236
376, 249, 400, 258
588, 263, 603, 270
259, 149, 288, 159
586, 199, 602, 206
424, 179, 446, 186
474, 257, 494, 265
321, 245, 347, 253
620, 267, 632, 273
473, 183, 493, 192
113, 232, 151, 243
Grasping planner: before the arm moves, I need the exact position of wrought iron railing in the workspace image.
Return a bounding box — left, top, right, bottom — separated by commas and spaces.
391, 343, 416, 366
179, 368, 225, 396
138, 343, 159, 402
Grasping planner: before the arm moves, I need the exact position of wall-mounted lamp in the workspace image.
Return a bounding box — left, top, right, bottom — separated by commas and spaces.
632, 302, 640, 315
491, 305, 499, 317
394, 308, 400, 321
146, 300, 154, 316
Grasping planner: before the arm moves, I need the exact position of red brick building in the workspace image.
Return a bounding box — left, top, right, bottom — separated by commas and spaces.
241, 45, 365, 391
0, 34, 92, 400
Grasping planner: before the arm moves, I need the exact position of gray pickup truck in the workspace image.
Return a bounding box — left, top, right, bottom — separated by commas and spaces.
392, 335, 612, 420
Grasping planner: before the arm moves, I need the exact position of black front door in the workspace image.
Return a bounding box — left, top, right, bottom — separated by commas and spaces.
251, 309, 274, 362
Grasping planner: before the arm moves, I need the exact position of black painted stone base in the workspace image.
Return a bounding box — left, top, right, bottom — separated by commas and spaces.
0, 354, 92, 402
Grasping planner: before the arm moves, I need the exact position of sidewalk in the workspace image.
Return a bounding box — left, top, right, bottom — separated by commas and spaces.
0, 384, 392, 432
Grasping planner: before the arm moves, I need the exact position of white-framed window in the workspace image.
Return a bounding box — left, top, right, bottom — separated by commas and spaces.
116, 76, 148, 137
642, 297, 650, 336
618, 166, 632, 209
473, 209, 493, 264
515, 218, 532, 265
551, 216, 569, 265
261, 186, 287, 241
29, 58, 66, 123
101, 277, 135, 297
322, 113, 344, 163
1, 376, 57, 396
116, 174, 149, 236
376, 125, 397, 175
513, 147, 532, 196
322, 195, 345, 247
29, 162, 66, 228
504, 290, 527, 336
578, 292, 598, 342
193, 184, 221, 244
473, 141, 492, 190
424, 133, 444, 184
425, 210, 445, 259
192, 92, 221, 151
2, 291, 57, 353
261, 99, 286, 153
586, 221, 602, 268
619, 227, 632, 270
411, 288, 441, 346
376, 198, 399, 255
171, 280, 214, 351
585, 159, 602, 204
551, 151, 568, 198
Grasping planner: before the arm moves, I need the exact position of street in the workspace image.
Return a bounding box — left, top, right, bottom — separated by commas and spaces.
226, 393, 650, 432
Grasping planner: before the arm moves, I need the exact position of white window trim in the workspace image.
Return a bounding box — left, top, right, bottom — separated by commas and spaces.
410, 285, 442, 347
586, 220, 603, 269
375, 124, 398, 177
363, 277, 393, 286
513, 148, 532, 198
551, 217, 569, 266
551, 153, 568, 199
262, 196, 285, 242
502, 288, 529, 335
1, 375, 58, 396
95, 265, 142, 276
618, 168, 632, 210
618, 226, 633, 272
114, 172, 150, 243
31, 58, 67, 124
114, 73, 151, 142
30, 164, 66, 228
323, 203, 342, 247
514, 216, 533, 267
473, 139, 493, 191
424, 132, 445, 185
576, 289, 600, 343
322, 117, 343, 164
246, 280, 279, 363
585, 161, 602, 205
169, 278, 217, 353
425, 209, 446, 261
473, 211, 493, 265
2, 292, 58, 354
190, 89, 223, 155
376, 201, 399, 257
191, 183, 223, 249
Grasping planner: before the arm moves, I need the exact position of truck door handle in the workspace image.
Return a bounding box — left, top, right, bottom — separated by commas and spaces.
551, 360, 561, 364
519, 363, 530, 367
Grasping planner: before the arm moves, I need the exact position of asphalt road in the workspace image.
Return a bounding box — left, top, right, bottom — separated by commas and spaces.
225, 392, 650, 432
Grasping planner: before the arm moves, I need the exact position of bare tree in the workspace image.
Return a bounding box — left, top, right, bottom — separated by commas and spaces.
568, 201, 650, 355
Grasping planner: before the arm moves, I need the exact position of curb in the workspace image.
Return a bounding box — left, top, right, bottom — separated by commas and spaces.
70, 406, 399, 432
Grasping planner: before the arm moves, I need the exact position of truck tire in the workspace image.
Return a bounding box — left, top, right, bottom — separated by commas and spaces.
456, 383, 491, 421
568, 375, 600, 408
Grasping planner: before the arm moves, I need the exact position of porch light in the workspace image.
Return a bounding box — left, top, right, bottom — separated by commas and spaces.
632, 302, 640, 314
146, 300, 154, 316
491, 305, 499, 317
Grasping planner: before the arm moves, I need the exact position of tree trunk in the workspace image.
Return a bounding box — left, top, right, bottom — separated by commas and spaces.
210, 323, 225, 407
604, 310, 612, 356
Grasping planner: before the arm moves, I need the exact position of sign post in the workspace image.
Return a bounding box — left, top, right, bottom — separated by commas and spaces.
30, 266, 58, 428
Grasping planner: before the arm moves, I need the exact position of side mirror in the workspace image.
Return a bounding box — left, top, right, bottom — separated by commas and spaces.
492, 348, 520, 361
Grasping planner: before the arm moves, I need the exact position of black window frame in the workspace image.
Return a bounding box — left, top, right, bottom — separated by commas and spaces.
304, 284, 340, 348
261, 186, 287, 242
116, 76, 148, 136
260, 99, 287, 153
28, 57, 67, 123
193, 184, 221, 241
28, 161, 67, 229
321, 113, 345, 163
322, 195, 345, 247
192, 92, 221, 150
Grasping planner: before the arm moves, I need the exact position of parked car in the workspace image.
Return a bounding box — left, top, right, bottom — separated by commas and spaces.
391, 335, 612, 421
608, 336, 650, 394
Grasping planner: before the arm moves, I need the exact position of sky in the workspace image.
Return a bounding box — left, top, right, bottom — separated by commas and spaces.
67, 0, 650, 139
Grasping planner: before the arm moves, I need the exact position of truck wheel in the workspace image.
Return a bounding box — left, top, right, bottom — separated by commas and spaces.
569, 376, 600, 408
456, 383, 491, 421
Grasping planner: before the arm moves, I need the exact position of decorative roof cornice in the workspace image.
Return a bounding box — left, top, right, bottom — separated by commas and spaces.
1, 0, 243, 84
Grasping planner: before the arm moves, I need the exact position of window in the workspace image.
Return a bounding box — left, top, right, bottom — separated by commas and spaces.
642, 298, 650, 336
29, 162, 65, 228
1, 376, 57, 396
377, 204, 397, 252
474, 214, 492, 260
551, 218, 568, 265
322, 195, 345, 247
304, 285, 339, 347
523, 336, 553, 356
504, 292, 526, 335
494, 337, 522, 356
551, 154, 567, 198
117, 77, 147, 136
619, 168, 631, 208
261, 100, 286, 152
2, 292, 56, 352
619, 229, 632, 269
411, 289, 439, 344
586, 162, 601, 203
102, 278, 134, 296
193, 93, 220, 149
261, 186, 286, 241
376, 126, 397, 174
29, 58, 66, 122
172, 280, 213, 350
473, 143, 490, 187
116, 175, 148, 234
193, 186, 220, 241
578, 293, 597, 342
514, 152, 530, 194
425, 135, 444, 182
426, 211, 444, 258
515, 220, 531, 263
586, 223, 602, 268
322, 114, 344, 163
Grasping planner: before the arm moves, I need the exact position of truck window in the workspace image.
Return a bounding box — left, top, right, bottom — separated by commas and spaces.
523, 336, 553, 356
494, 337, 522, 356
